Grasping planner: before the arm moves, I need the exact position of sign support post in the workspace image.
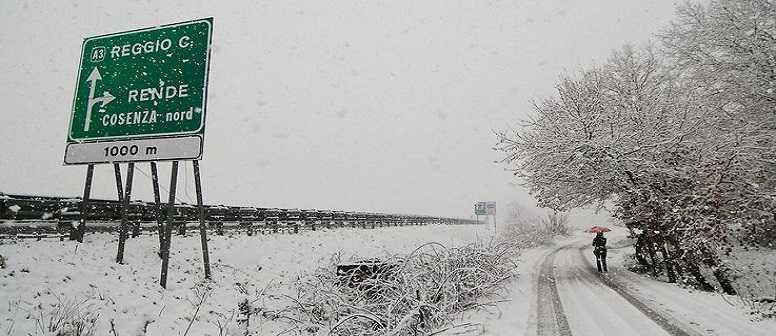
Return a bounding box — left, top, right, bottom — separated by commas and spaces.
77, 164, 94, 243
193, 160, 212, 279
113, 164, 123, 201
150, 162, 165, 257
160, 161, 179, 289
116, 162, 134, 263
493, 207, 497, 236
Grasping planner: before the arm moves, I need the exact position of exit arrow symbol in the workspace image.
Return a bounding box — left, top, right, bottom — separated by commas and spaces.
83, 67, 115, 132
93, 91, 116, 109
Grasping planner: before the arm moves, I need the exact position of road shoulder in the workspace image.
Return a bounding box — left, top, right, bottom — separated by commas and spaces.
604, 241, 776, 336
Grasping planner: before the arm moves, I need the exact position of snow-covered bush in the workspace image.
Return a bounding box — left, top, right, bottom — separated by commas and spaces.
209, 309, 237, 336
540, 212, 569, 237
256, 240, 517, 335
738, 284, 776, 320
32, 295, 100, 336
725, 249, 776, 320
499, 211, 569, 249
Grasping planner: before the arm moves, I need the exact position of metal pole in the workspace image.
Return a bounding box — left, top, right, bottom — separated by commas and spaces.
116, 162, 134, 264
77, 164, 95, 243
160, 161, 179, 289
494, 207, 497, 236
150, 162, 165, 256
113, 163, 124, 201
193, 160, 212, 279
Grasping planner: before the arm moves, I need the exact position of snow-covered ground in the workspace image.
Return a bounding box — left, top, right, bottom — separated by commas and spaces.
3, 224, 774, 336
0, 224, 490, 335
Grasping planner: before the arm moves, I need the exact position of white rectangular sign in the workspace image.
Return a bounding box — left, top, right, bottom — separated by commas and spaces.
485, 202, 496, 215
64, 136, 202, 165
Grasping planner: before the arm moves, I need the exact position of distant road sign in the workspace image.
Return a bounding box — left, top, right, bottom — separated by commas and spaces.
474, 202, 487, 215
65, 18, 213, 164
486, 201, 497, 215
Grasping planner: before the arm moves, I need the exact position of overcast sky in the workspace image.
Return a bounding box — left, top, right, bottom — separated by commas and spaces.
0, 0, 679, 219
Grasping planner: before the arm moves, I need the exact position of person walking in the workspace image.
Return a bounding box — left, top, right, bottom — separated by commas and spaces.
593, 232, 608, 272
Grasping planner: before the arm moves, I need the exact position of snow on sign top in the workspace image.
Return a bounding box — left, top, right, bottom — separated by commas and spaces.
67, 18, 213, 143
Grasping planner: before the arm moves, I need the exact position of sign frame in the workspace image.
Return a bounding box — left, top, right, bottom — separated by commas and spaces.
64, 17, 213, 165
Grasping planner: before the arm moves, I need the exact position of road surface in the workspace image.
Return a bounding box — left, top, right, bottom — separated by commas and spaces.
536, 239, 687, 335
529, 236, 776, 336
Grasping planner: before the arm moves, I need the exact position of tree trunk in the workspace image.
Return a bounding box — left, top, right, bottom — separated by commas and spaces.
712, 266, 737, 296
699, 245, 737, 295
645, 236, 660, 277
683, 260, 715, 291
634, 244, 651, 267
666, 242, 685, 279
658, 242, 677, 283
633, 235, 651, 269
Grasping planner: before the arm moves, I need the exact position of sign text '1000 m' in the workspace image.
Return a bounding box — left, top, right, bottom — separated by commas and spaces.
65, 137, 202, 164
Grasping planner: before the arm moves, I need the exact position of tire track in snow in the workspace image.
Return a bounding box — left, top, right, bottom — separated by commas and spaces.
536, 241, 697, 336
536, 248, 573, 336
574, 246, 697, 336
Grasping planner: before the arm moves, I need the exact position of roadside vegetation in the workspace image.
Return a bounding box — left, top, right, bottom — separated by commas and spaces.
227, 213, 568, 335
496, 0, 775, 318
0, 226, 493, 336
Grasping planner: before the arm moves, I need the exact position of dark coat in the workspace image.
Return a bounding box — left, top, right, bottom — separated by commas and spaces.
593, 236, 607, 249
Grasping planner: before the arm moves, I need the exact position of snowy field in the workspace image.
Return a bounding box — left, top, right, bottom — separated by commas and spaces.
3, 222, 773, 336
0, 224, 492, 335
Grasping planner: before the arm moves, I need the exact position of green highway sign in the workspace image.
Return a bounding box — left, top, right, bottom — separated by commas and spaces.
474, 201, 496, 216
474, 202, 487, 215
65, 18, 212, 164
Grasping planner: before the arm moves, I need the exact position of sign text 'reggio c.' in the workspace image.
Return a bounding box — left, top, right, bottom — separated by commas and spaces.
64, 18, 212, 165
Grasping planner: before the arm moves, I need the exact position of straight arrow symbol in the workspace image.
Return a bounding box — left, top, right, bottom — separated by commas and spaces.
86, 67, 101, 101
83, 67, 115, 132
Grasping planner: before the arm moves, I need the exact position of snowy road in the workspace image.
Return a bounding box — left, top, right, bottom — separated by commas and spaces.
526, 235, 776, 336
537, 240, 686, 336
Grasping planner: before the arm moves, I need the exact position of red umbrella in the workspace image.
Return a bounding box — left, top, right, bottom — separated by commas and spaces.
588, 226, 611, 233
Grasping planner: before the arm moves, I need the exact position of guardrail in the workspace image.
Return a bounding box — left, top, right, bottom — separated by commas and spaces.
0, 217, 480, 241
1, 193, 480, 229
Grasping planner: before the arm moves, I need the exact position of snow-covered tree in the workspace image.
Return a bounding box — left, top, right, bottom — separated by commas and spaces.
661, 0, 776, 247
496, 45, 705, 209
497, 0, 776, 296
